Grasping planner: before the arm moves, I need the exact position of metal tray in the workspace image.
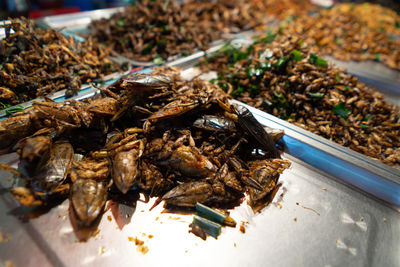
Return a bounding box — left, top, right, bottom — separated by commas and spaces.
0, 68, 399, 267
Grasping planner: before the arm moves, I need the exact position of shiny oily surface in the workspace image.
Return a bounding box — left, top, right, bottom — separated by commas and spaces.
0, 152, 399, 267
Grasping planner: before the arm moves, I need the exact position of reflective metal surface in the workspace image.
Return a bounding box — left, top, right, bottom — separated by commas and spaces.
1, 147, 399, 266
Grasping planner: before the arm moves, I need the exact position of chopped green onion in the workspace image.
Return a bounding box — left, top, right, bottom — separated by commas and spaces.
192, 215, 222, 238
4, 104, 24, 115
333, 103, 351, 119
163, 1, 169, 9
152, 56, 165, 65
259, 32, 276, 44
231, 86, 244, 97
307, 92, 324, 98
117, 18, 125, 27
274, 57, 289, 68
291, 49, 302, 62
375, 53, 381, 61
335, 73, 341, 82
142, 44, 153, 55
396, 21, 400, 29
162, 25, 169, 32
217, 82, 229, 91
309, 53, 327, 68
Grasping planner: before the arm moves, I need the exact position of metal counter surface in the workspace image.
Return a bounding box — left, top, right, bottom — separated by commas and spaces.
0, 152, 399, 267
0, 114, 399, 267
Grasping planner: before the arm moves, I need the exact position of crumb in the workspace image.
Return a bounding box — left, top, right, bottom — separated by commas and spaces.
239, 225, 246, 234
296, 202, 299, 205
107, 215, 112, 222
383, 218, 387, 222
160, 222, 163, 224
155, 217, 159, 221
234, 243, 237, 247
142, 233, 146, 237
148, 234, 153, 239
0, 231, 8, 243
294, 217, 297, 222
126, 214, 130, 218
168, 216, 181, 220
99, 246, 105, 255
277, 202, 282, 209
91, 229, 100, 238
135, 238, 144, 246
360, 217, 364, 222
195, 243, 198, 246
185, 250, 188, 253
128, 236, 145, 246
301, 205, 320, 216
322, 187, 327, 191
141, 210, 144, 212
57, 215, 61, 218
4, 261, 14, 267
137, 245, 149, 255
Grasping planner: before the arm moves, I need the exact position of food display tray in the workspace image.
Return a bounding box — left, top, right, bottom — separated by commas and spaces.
39, 7, 258, 68
0, 67, 399, 266
325, 56, 400, 107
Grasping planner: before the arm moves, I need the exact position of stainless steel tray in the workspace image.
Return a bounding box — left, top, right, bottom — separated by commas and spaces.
0, 69, 399, 267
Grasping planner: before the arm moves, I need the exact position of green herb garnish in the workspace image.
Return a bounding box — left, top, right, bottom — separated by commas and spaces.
307, 92, 324, 98
152, 55, 165, 65
333, 103, 351, 119
117, 18, 125, 27
142, 44, 153, 55
3, 104, 24, 115
291, 49, 302, 62
274, 57, 289, 68
259, 32, 276, 44
309, 53, 327, 68
163, 1, 169, 8
335, 73, 341, 82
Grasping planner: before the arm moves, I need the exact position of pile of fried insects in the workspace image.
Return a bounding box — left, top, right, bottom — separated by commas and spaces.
0, 18, 119, 110
199, 33, 400, 167
0, 67, 290, 239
